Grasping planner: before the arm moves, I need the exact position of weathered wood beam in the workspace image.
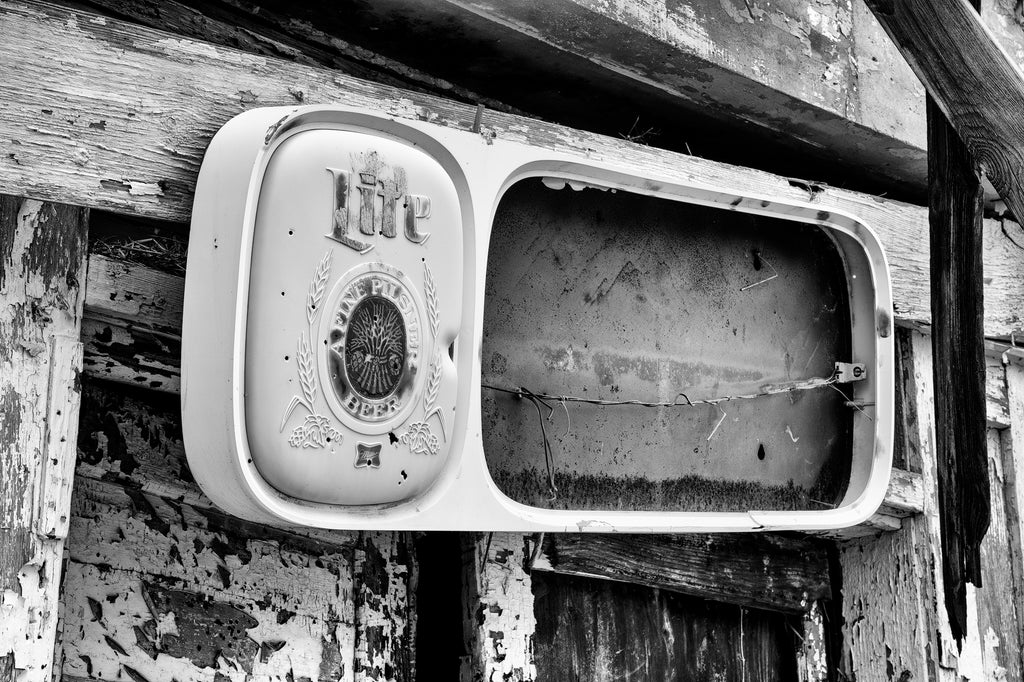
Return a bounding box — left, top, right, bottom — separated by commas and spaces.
927, 90, 990, 644
865, 0, 1024, 222
529, 532, 830, 614
2, 3, 1024, 332
77, 0, 929, 200
0, 195, 88, 682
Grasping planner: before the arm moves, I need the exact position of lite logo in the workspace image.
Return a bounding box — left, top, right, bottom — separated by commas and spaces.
326, 151, 431, 254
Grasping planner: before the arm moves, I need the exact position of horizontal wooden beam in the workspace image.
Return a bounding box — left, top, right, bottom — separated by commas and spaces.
865, 0, 1024, 222
529, 532, 831, 613
4, 2, 1024, 338
76, 0, 930, 200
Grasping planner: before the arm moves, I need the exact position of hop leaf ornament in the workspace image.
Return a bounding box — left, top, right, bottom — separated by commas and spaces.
289, 415, 342, 449
400, 421, 439, 456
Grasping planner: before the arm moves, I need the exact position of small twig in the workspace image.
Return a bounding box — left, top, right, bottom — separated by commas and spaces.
740, 256, 779, 291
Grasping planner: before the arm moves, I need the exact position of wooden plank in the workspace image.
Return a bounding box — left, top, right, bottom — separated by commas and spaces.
460, 533, 536, 682
927, 93, 990, 644
62, 477, 358, 682
76, 0, 519, 116
0, 195, 89, 682
81, 317, 180, 394
797, 603, 828, 682
530, 532, 830, 614
971, 429, 1024, 680
1001, 354, 1024, 672
531, 570, 800, 681
79, 0, 930, 200
352, 533, 414, 682
4, 2, 1024, 337
839, 330, 961, 679
987, 349, 1010, 427
864, 0, 1024, 223
84, 254, 183, 336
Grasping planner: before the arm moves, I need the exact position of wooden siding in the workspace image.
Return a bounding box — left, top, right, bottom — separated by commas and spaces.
63, 381, 415, 682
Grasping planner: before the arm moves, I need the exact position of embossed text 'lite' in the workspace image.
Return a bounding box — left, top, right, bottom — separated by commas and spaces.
326, 152, 430, 253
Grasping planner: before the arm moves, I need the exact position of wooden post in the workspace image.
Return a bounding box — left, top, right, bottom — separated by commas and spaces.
863, 0, 1024, 223
927, 88, 989, 645
353, 532, 415, 682
460, 533, 536, 682
0, 196, 88, 681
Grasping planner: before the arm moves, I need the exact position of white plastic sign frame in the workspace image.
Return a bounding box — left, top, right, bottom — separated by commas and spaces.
182, 105, 894, 532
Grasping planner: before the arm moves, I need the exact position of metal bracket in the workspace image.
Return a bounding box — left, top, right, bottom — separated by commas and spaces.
835, 362, 867, 382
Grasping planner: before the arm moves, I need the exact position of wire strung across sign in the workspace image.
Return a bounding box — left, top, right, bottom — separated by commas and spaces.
481, 366, 858, 500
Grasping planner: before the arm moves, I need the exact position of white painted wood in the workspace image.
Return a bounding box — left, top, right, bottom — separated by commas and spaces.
0, 196, 88, 682
840, 331, 961, 680
461, 533, 536, 682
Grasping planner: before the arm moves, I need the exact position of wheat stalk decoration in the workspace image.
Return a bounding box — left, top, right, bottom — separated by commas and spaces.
421, 347, 448, 441
307, 250, 332, 325
298, 334, 317, 405
424, 262, 439, 339
423, 348, 441, 414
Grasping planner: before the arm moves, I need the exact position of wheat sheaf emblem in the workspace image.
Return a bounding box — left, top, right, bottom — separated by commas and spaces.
281, 251, 342, 449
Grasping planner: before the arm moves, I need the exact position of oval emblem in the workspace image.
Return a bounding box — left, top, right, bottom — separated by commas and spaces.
344, 296, 406, 399
324, 266, 422, 426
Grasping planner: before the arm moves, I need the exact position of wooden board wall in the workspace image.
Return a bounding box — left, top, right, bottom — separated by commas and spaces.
63, 381, 416, 682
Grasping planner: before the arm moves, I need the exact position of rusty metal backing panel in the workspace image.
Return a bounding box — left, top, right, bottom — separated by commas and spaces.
483, 180, 851, 512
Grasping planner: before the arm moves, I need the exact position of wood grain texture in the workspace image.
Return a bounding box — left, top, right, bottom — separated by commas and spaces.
864, 0, 1024, 222
78, 0, 928, 199
971, 429, 1024, 680
1003, 353, 1024, 660
75, 0, 520, 116
927, 95, 990, 644
532, 571, 800, 681
531, 533, 830, 614
3, 2, 1024, 338
0, 195, 88, 682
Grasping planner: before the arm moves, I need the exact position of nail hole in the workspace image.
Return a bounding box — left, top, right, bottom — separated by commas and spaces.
284, 355, 289, 361
448, 343, 455, 360
388, 432, 399, 444
757, 443, 766, 460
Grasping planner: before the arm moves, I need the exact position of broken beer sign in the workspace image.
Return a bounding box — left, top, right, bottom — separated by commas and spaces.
241, 132, 462, 507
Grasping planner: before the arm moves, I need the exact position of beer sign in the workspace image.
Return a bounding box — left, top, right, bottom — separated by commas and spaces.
183, 106, 895, 531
